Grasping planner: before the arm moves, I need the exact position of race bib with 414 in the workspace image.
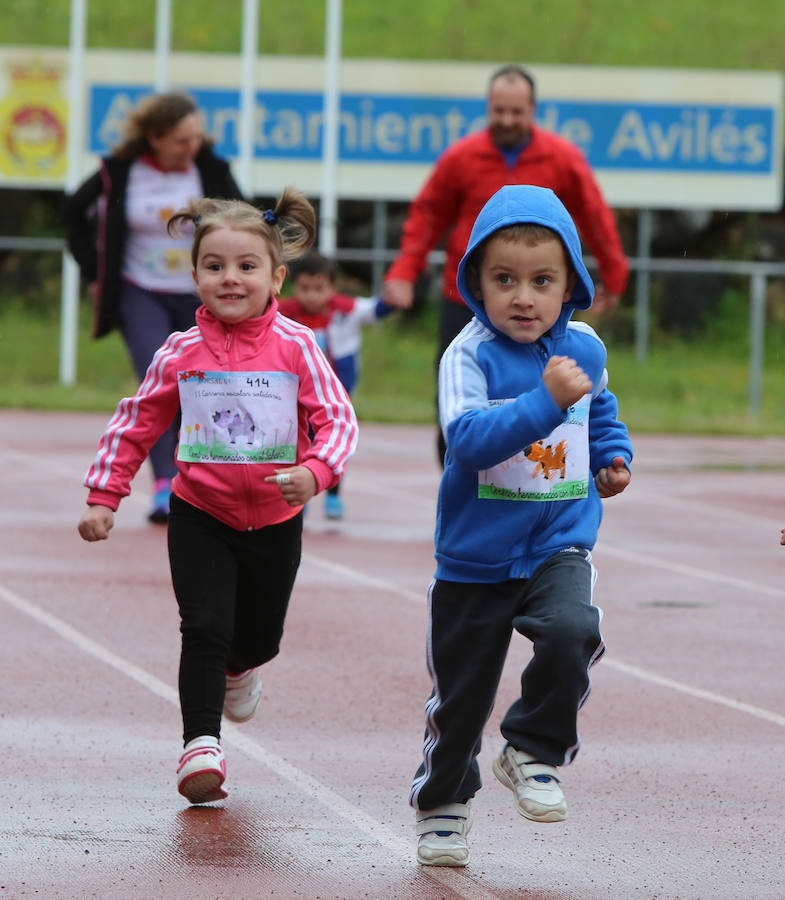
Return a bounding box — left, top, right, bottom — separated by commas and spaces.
177, 370, 299, 464
478, 395, 590, 501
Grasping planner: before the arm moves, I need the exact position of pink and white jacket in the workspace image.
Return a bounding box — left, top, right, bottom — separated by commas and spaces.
84, 301, 359, 531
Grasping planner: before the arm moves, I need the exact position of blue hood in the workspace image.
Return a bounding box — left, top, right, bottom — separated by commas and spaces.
455, 185, 594, 333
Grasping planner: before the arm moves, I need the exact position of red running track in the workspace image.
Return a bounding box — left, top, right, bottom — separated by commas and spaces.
1, 410, 784, 899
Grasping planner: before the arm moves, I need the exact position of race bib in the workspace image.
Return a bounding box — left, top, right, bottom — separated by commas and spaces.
478, 395, 590, 501
177, 370, 299, 464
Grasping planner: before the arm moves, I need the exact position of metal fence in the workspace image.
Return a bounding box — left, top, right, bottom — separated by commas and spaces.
337, 233, 785, 416
3, 228, 785, 415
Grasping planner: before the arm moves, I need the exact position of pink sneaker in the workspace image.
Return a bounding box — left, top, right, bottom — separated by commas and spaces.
177, 737, 227, 804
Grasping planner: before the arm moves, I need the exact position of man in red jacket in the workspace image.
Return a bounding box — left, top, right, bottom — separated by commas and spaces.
383, 65, 629, 463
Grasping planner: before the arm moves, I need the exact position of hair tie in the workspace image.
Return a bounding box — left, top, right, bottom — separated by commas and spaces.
193, 213, 202, 227
262, 208, 277, 225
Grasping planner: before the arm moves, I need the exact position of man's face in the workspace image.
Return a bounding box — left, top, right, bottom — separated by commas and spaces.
487, 75, 535, 148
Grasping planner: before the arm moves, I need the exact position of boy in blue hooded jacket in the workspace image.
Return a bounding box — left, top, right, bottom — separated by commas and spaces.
413, 185, 632, 867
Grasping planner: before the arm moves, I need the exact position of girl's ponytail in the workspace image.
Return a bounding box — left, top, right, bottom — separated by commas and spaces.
270, 186, 317, 262
167, 188, 317, 270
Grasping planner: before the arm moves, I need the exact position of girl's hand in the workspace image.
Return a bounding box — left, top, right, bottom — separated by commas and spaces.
543, 355, 593, 410
265, 466, 318, 507
595, 457, 631, 498
78, 505, 115, 541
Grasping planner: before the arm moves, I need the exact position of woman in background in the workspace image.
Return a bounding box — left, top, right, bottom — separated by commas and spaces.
65, 92, 243, 522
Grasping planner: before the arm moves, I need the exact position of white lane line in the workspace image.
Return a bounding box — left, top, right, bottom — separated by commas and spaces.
602, 659, 785, 727
0, 449, 87, 480
354, 481, 438, 513
304, 553, 785, 729
304, 552, 425, 604
597, 543, 785, 599
0, 582, 500, 900
608, 488, 784, 530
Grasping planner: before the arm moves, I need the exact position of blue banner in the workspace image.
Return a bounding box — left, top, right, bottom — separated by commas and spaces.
90, 85, 775, 175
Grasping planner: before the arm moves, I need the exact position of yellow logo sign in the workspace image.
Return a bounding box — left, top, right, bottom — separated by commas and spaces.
0, 59, 67, 179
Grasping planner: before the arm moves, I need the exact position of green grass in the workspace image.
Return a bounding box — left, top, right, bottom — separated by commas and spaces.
5, 0, 785, 71
608, 344, 785, 436
351, 307, 439, 423
4, 299, 785, 436
4, 1, 785, 432
0, 302, 138, 411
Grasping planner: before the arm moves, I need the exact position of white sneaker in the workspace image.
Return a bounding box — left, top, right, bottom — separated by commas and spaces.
415, 800, 473, 866
223, 668, 262, 722
492, 744, 567, 822
177, 736, 227, 804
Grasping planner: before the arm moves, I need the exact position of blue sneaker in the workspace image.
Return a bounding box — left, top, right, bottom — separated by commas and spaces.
148, 480, 172, 524
324, 493, 344, 520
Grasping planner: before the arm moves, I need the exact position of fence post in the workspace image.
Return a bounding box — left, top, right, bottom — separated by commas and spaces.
748, 271, 766, 416
635, 208, 653, 364
372, 200, 387, 295
60, 0, 87, 386
319, 0, 342, 256
154, 0, 171, 91
59, 255, 80, 385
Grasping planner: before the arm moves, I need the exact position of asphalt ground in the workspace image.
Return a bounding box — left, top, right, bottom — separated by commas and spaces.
1, 410, 784, 899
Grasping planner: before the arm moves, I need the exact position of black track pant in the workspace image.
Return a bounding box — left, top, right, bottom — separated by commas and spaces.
410, 548, 603, 811
168, 495, 302, 744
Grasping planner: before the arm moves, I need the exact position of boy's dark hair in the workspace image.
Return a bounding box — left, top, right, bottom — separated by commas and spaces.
464, 223, 573, 299
290, 250, 336, 282
488, 65, 537, 104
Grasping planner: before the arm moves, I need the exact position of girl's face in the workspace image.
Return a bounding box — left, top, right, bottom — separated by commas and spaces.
193, 227, 285, 324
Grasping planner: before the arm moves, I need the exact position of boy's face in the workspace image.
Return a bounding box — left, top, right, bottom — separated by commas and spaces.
293, 272, 333, 314
478, 233, 575, 343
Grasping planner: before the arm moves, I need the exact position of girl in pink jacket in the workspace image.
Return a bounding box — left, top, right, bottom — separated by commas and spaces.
78, 190, 359, 805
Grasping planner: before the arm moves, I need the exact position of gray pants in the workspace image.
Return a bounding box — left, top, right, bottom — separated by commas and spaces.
410, 548, 604, 811
119, 282, 200, 481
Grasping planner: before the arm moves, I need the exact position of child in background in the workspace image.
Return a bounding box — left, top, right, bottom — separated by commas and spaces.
278, 251, 399, 520
412, 185, 632, 866
77, 191, 358, 805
